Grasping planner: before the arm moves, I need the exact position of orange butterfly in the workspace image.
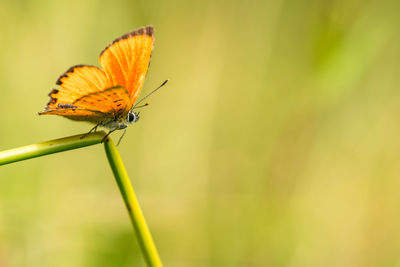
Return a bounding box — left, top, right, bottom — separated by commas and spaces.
39, 25, 163, 141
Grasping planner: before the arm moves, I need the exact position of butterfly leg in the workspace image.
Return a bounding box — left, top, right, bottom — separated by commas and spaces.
101, 128, 118, 143
80, 123, 101, 139
116, 129, 127, 146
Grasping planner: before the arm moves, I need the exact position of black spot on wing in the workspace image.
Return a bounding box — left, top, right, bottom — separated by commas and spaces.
48, 98, 57, 105
46, 88, 59, 105
49, 88, 59, 96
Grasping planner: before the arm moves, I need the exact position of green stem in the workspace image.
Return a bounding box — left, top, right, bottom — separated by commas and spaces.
103, 138, 163, 267
0, 132, 106, 166
0, 132, 162, 266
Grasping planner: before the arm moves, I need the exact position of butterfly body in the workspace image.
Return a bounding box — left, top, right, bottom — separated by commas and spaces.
39, 26, 154, 135
102, 110, 140, 130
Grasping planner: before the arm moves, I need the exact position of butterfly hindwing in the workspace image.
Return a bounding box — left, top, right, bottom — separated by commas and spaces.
40, 86, 132, 122
39, 106, 111, 124
73, 86, 132, 116
99, 26, 154, 105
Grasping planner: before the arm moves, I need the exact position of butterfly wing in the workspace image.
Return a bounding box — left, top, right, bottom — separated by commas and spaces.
44, 64, 112, 110
39, 106, 111, 124
99, 26, 154, 105
40, 86, 132, 122
73, 86, 132, 115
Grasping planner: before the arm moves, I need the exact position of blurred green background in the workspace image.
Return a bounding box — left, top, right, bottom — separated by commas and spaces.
1, 0, 400, 266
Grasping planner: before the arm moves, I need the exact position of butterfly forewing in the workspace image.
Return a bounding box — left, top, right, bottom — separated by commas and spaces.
99, 26, 154, 105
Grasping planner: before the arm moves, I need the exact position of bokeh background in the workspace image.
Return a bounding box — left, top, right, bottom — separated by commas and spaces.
0, 0, 400, 266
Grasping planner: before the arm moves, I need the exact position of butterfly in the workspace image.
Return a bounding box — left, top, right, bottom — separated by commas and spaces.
39, 25, 164, 142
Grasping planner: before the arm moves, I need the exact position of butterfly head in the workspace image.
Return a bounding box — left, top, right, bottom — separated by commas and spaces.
127, 111, 140, 124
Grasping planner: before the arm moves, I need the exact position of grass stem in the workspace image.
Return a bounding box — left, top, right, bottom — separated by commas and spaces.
0, 132, 105, 166
103, 137, 163, 267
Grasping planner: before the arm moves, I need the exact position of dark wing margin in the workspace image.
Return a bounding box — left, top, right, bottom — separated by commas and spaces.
99, 26, 154, 57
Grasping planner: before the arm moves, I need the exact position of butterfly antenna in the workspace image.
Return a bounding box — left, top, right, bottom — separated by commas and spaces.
133, 79, 168, 109
134, 103, 150, 109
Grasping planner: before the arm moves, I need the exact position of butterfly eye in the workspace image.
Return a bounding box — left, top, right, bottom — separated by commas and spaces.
127, 111, 139, 123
